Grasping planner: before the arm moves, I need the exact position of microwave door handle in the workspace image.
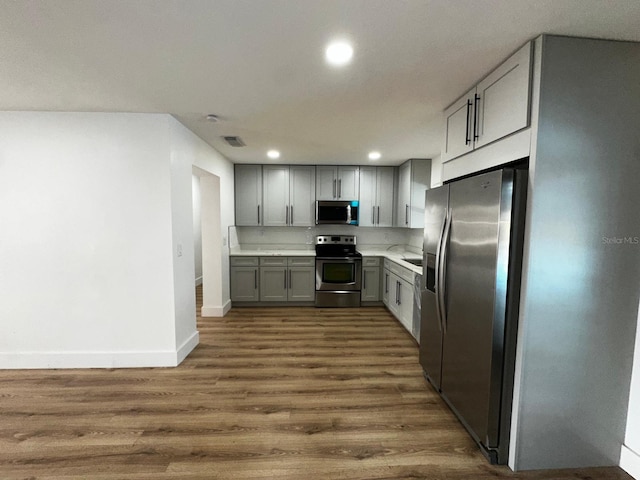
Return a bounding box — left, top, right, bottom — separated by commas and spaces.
346, 205, 351, 224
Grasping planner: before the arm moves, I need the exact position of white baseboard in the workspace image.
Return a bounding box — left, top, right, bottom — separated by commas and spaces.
0, 333, 201, 369
195, 276, 203, 286
201, 299, 231, 317
621, 445, 640, 479
0, 350, 179, 369
176, 331, 199, 365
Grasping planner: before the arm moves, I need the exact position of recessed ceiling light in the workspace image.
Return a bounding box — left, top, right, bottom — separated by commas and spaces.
368, 151, 381, 161
325, 41, 353, 66
267, 150, 280, 159
205, 114, 219, 122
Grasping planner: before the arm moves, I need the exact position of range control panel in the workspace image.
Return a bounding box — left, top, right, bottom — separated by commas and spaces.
315, 235, 356, 245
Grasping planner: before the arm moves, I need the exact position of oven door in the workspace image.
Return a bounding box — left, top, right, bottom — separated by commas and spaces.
315, 257, 362, 291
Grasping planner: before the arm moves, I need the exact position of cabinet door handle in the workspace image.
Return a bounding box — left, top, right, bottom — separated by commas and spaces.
473, 93, 480, 141
363, 270, 367, 289
377, 206, 380, 225
385, 273, 388, 294
465, 99, 472, 145
290, 205, 293, 225
289, 269, 292, 289
333, 179, 336, 198
372, 206, 375, 224
405, 204, 409, 226
284, 270, 287, 289
254, 270, 257, 289
338, 178, 342, 198
286, 205, 289, 225
257, 205, 260, 224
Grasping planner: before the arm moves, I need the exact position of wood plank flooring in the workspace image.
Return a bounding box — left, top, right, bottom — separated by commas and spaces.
0, 287, 632, 479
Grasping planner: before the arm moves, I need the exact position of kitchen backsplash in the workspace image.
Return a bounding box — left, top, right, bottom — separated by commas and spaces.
230, 226, 423, 250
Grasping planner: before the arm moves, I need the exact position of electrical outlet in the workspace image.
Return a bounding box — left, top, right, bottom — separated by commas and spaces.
177, 243, 183, 257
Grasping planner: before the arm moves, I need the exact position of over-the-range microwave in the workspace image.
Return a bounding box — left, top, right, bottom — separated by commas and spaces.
315, 200, 359, 225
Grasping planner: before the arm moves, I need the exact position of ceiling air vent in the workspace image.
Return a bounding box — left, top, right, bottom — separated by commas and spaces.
222, 136, 245, 147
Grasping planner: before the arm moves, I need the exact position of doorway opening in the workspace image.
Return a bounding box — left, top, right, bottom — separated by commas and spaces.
192, 166, 224, 317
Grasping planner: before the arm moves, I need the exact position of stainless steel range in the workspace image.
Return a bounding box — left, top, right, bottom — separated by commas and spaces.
315, 235, 362, 307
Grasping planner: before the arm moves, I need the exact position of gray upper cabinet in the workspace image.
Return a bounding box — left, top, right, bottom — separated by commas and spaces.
316, 166, 359, 200
395, 159, 431, 228
442, 42, 532, 162
289, 166, 316, 226
234, 164, 262, 226
261, 165, 316, 227
359, 166, 395, 227
442, 88, 476, 162
262, 165, 289, 227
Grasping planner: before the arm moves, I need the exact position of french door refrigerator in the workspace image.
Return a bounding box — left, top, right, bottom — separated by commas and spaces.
419, 168, 527, 464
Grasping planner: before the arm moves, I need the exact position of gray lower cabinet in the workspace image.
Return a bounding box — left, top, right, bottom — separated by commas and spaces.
382, 268, 391, 306
382, 259, 414, 336
361, 257, 381, 302
260, 265, 289, 301
230, 257, 259, 302
231, 256, 315, 303
288, 266, 315, 301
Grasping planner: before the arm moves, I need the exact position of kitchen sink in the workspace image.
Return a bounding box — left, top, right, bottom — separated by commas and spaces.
404, 258, 423, 267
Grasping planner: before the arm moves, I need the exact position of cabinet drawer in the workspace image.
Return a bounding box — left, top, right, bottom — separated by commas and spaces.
230, 256, 259, 266
389, 261, 414, 284
362, 257, 381, 267
259, 257, 288, 266
287, 256, 315, 266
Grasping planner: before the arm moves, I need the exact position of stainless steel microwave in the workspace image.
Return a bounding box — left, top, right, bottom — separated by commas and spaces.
315, 200, 359, 225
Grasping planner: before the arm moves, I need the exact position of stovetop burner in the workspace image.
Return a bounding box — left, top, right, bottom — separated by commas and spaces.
315, 235, 361, 258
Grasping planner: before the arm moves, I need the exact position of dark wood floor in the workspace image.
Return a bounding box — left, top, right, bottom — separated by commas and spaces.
0, 287, 632, 479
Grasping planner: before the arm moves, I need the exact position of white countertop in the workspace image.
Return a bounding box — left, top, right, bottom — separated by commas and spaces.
230, 244, 423, 275
358, 248, 423, 275
229, 249, 315, 257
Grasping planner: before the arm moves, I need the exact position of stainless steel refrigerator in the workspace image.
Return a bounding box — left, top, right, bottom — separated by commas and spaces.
419, 168, 527, 464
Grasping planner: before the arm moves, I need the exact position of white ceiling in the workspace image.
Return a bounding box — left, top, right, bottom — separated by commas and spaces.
2, 0, 640, 166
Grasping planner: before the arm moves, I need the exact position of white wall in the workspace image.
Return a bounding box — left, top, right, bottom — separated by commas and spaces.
0, 112, 177, 367
169, 118, 234, 315
0, 112, 234, 368
192, 174, 203, 285
622, 297, 640, 479
168, 122, 199, 359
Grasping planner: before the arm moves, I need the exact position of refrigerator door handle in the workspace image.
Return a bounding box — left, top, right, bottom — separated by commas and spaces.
439, 210, 452, 333
434, 210, 448, 332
